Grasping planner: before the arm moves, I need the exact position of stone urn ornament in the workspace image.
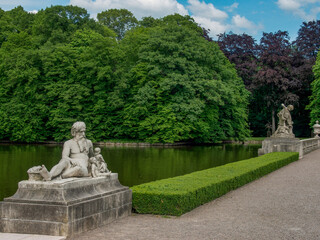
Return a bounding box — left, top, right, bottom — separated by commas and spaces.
313, 120, 320, 138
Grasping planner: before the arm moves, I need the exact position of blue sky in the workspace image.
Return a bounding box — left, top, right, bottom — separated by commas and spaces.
1, 0, 320, 41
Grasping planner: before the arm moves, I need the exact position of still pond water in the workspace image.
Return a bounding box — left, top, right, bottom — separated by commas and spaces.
0, 144, 260, 200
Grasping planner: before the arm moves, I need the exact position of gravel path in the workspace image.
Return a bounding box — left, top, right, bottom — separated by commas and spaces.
68, 149, 320, 240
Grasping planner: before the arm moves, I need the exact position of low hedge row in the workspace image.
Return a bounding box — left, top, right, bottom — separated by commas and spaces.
131, 152, 299, 216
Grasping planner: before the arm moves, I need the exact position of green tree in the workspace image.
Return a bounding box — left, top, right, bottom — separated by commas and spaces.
32, 5, 91, 45
0, 8, 249, 143
139, 16, 160, 28
97, 9, 138, 40
0, 6, 34, 47
0, 6, 119, 142
39, 28, 118, 141
115, 15, 249, 143
0, 40, 47, 141
307, 53, 320, 125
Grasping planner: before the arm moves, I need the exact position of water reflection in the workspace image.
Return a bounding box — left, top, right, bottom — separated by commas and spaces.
0, 144, 260, 200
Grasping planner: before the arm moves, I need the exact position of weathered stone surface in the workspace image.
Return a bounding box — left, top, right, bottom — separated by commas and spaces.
258, 137, 302, 158
0, 174, 132, 236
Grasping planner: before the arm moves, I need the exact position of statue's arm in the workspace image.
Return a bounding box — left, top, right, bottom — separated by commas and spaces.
98, 154, 106, 163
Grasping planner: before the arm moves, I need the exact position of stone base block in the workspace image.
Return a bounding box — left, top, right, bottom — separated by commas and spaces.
258, 137, 302, 158
0, 174, 132, 236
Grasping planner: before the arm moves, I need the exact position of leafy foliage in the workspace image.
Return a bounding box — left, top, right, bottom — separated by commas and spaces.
0, 6, 34, 47
217, 33, 258, 88
0, 6, 118, 142
114, 16, 250, 143
308, 53, 320, 124
293, 20, 320, 136
97, 9, 138, 40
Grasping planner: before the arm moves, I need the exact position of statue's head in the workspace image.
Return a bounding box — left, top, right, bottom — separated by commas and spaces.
94, 147, 101, 154
71, 121, 86, 138
287, 105, 294, 111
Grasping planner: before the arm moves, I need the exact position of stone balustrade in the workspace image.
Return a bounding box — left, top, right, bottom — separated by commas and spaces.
258, 137, 320, 159
301, 138, 320, 155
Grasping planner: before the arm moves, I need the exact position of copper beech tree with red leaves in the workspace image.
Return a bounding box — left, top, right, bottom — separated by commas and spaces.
255, 31, 300, 134
218, 25, 320, 137
217, 33, 258, 88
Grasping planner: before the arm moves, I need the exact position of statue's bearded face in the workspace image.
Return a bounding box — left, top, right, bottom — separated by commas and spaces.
71, 121, 86, 139
75, 127, 86, 140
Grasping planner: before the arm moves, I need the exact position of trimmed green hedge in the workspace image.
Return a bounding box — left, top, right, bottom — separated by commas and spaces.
131, 152, 299, 216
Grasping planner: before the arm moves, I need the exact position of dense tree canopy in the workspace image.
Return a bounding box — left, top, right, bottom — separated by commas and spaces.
2, 5, 318, 141
0, 6, 250, 143
0, 6, 119, 142
114, 16, 249, 142
293, 20, 320, 135
308, 53, 320, 124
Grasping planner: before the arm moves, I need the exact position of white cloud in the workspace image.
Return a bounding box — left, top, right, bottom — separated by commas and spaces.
276, 0, 320, 21
186, 0, 229, 37
232, 14, 254, 29
192, 16, 229, 36
187, 0, 228, 20
277, 0, 301, 11
185, 1, 261, 39
225, 2, 239, 12
231, 14, 263, 35
28, 10, 38, 14
69, 0, 188, 19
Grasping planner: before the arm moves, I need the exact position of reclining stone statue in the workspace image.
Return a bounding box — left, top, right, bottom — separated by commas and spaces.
27, 121, 111, 181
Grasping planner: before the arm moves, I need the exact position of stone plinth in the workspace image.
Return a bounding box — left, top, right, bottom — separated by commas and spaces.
0, 173, 132, 236
258, 138, 302, 158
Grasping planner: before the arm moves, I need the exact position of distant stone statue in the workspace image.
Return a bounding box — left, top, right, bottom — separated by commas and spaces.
89, 147, 111, 177
271, 104, 295, 138
28, 121, 110, 181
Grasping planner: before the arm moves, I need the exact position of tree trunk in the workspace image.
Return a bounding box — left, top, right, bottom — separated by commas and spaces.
272, 108, 276, 134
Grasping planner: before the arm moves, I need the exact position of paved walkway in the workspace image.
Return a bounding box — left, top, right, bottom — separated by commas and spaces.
67, 149, 320, 240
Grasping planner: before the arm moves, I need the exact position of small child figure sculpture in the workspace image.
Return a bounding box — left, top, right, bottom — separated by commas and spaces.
89, 147, 111, 178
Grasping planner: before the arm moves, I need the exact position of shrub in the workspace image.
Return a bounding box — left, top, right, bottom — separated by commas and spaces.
131, 152, 299, 216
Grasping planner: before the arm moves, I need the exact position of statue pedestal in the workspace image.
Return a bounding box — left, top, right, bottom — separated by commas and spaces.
0, 173, 132, 236
258, 137, 302, 158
